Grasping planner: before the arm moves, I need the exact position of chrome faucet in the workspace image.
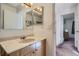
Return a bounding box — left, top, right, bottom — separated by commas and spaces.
20, 36, 26, 40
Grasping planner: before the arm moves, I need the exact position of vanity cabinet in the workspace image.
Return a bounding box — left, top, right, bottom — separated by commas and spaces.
9, 44, 35, 56
0, 39, 46, 56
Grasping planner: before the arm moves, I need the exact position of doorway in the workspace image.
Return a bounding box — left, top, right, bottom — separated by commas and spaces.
56, 13, 79, 56
63, 13, 74, 41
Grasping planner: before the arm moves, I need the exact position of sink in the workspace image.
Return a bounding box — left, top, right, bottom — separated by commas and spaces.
19, 38, 35, 43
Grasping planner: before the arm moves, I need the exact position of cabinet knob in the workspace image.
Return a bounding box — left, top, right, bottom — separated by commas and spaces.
33, 51, 35, 53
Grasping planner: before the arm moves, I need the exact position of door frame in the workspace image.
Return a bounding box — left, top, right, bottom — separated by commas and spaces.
60, 11, 75, 44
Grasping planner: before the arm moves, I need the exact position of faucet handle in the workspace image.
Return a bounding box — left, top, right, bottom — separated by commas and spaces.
20, 36, 26, 40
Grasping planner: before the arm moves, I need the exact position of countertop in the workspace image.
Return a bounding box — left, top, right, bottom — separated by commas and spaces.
0, 35, 46, 54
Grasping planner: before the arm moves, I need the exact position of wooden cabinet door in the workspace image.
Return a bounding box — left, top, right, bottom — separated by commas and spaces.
20, 46, 31, 56
35, 42, 42, 56
25, 51, 35, 56
9, 50, 20, 56
28, 44, 36, 56
35, 39, 46, 56
25, 53, 31, 56
41, 39, 46, 56
35, 47, 42, 56
20, 44, 35, 56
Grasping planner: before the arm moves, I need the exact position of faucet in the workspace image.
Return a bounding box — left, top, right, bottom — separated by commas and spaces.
20, 33, 34, 40
20, 36, 26, 40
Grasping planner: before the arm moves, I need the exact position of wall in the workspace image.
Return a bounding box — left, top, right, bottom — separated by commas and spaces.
72, 4, 79, 50
31, 3, 55, 56
0, 3, 55, 56
75, 4, 79, 49
55, 3, 76, 46
0, 29, 32, 41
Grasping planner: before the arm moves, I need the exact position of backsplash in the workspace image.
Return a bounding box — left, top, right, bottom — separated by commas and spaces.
0, 25, 45, 42
0, 29, 32, 41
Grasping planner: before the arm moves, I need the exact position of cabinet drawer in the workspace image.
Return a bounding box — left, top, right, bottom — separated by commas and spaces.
20, 44, 35, 56
25, 53, 31, 56
35, 47, 41, 56
25, 50, 35, 56
30, 50, 36, 56
9, 50, 20, 56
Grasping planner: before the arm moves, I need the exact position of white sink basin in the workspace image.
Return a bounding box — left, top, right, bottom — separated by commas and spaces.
19, 38, 35, 43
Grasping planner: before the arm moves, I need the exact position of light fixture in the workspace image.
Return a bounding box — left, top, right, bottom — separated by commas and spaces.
22, 3, 33, 8
39, 8, 42, 11
37, 7, 40, 10
21, 3, 42, 14
33, 7, 42, 13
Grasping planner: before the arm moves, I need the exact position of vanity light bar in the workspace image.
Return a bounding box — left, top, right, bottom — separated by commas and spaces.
34, 7, 42, 13
21, 3, 42, 14
23, 3, 33, 7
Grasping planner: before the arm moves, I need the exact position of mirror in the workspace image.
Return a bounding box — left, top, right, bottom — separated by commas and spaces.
0, 3, 43, 30
25, 6, 43, 27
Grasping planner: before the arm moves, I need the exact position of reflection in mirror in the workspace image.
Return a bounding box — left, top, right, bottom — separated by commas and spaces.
33, 6, 43, 25
25, 11, 33, 27
25, 5, 43, 28
0, 3, 43, 30
0, 3, 23, 30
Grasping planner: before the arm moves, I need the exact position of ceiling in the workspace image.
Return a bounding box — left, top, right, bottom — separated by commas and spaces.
63, 13, 74, 20
8, 3, 21, 7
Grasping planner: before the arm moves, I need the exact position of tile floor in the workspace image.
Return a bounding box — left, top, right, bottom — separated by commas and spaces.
56, 39, 79, 56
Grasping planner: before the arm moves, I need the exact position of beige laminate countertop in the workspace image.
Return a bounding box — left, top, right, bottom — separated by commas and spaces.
0, 35, 46, 54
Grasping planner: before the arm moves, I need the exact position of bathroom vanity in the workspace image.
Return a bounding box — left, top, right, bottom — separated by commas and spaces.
0, 36, 46, 56
0, 3, 45, 56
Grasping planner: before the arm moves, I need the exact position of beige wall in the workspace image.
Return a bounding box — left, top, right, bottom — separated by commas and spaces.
43, 4, 55, 56
33, 3, 55, 56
